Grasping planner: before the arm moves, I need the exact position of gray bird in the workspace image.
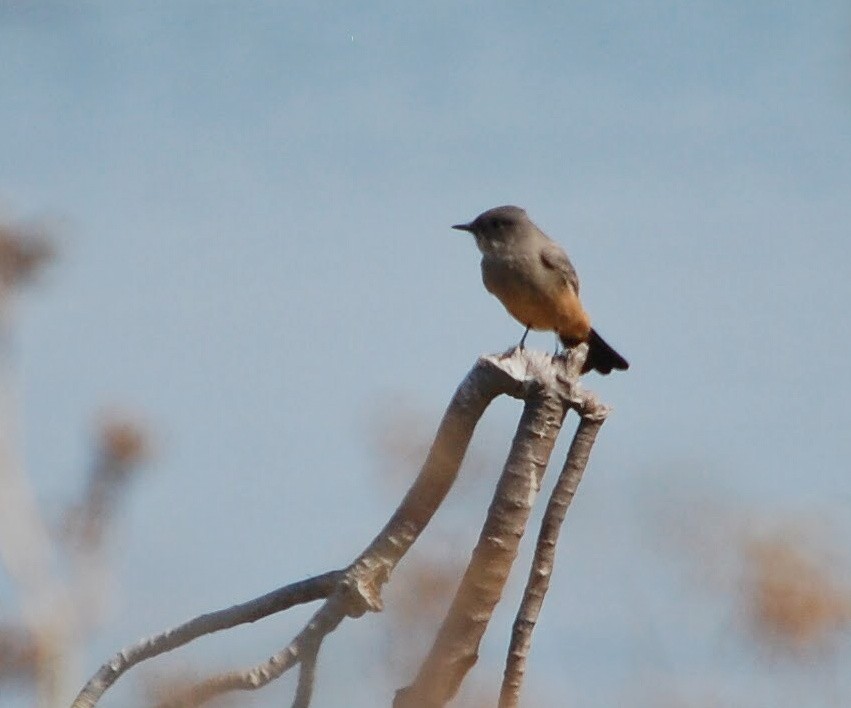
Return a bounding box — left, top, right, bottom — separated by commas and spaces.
453, 205, 628, 374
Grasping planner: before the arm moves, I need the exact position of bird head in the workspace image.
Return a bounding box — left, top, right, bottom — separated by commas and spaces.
452, 205, 529, 255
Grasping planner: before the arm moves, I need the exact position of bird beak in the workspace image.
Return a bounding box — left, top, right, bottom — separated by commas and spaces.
452, 222, 474, 233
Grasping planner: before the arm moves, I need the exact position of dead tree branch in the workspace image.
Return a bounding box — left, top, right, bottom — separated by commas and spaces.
72, 346, 611, 707
71, 571, 343, 708
498, 414, 607, 708
155, 589, 348, 708
394, 346, 607, 707
292, 636, 320, 708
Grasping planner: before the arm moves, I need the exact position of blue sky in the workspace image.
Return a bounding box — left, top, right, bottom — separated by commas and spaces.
2, 2, 851, 706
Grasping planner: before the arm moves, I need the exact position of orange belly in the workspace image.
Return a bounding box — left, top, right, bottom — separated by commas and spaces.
485, 269, 591, 343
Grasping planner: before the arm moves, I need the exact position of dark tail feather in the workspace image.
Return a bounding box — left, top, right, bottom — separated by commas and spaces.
571, 328, 629, 375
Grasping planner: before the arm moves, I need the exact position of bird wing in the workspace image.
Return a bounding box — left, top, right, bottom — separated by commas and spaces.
540, 243, 580, 294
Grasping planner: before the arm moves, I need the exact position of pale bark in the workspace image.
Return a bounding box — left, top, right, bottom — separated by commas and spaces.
71, 346, 610, 708
498, 415, 606, 708
394, 346, 607, 707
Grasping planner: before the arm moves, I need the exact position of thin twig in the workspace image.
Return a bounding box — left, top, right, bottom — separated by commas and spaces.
498, 412, 607, 708
157, 592, 348, 708
71, 571, 342, 708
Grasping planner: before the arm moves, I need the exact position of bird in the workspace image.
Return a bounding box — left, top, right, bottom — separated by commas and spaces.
452, 205, 628, 375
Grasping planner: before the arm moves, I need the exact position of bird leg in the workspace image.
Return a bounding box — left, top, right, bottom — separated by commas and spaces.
518, 325, 531, 351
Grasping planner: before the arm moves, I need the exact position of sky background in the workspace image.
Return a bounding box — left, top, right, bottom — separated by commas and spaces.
2, 2, 851, 706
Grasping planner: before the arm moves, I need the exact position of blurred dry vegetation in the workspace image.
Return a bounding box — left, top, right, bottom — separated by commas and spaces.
650, 482, 851, 707
664, 492, 851, 657
0, 217, 150, 705
0, 220, 54, 293
741, 525, 850, 654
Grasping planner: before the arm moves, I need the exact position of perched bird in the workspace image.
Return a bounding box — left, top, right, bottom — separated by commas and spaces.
453, 205, 628, 375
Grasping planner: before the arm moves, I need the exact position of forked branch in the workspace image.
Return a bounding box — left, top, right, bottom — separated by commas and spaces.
394, 347, 607, 706
71, 346, 609, 708
498, 414, 607, 708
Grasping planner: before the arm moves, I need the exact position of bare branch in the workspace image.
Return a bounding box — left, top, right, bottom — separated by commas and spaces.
155, 591, 348, 708
346, 354, 511, 609
291, 638, 319, 708
73, 347, 611, 707
70, 571, 343, 708
142, 353, 520, 707
394, 346, 599, 707
72, 352, 507, 706
499, 413, 607, 708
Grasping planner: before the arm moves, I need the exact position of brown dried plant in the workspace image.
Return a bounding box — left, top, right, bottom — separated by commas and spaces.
0, 221, 54, 291
99, 414, 150, 469
66, 412, 151, 551
0, 624, 38, 684
740, 530, 851, 653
